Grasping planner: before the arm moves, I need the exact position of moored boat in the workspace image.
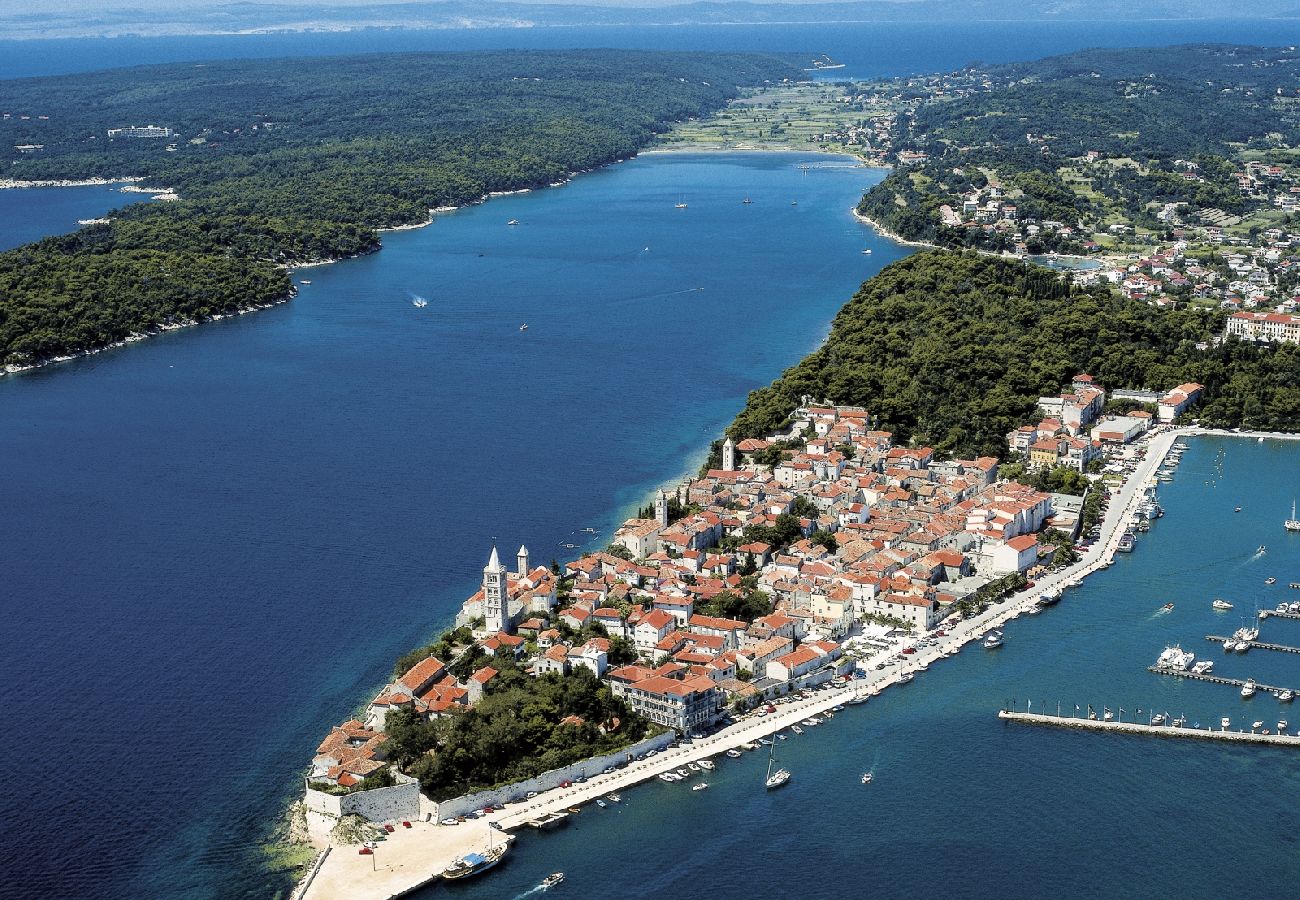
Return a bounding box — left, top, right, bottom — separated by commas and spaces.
1241, 678, 1258, 698
442, 844, 507, 880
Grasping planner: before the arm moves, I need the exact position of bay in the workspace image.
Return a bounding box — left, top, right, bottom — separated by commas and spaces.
0, 182, 133, 252
0, 151, 896, 898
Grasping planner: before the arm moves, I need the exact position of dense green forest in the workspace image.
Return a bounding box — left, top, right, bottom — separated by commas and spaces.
728, 252, 1300, 457
382, 662, 654, 801
0, 50, 798, 368
859, 44, 1300, 245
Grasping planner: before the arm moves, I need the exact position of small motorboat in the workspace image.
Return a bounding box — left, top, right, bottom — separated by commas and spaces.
692, 783, 709, 792
1265, 577, 1277, 586
507, 219, 520, 225
791, 725, 804, 735
861, 772, 873, 784
1235, 506, 1242, 513
519, 323, 528, 331
412, 298, 427, 308
605, 793, 621, 803
1252, 720, 1265, 731
698, 759, 715, 771
543, 872, 565, 888
1221, 716, 1232, 730
595, 799, 607, 809
725, 749, 742, 758
1242, 678, 1258, 698
1279, 689, 1295, 703
1279, 719, 1290, 732
299, 279, 312, 285
1160, 602, 1174, 612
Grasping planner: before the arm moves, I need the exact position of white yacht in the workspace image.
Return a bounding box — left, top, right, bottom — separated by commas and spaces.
1212, 599, 1233, 611
861, 772, 873, 784
1241, 678, 1258, 698
1221, 716, 1232, 730
1192, 660, 1215, 675
1279, 689, 1295, 703
983, 630, 1004, 650
698, 759, 715, 771
1156, 645, 1195, 671
692, 783, 709, 792
764, 743, 791, 790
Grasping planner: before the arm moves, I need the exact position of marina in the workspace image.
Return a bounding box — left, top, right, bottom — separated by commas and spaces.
1148, 665, 1300, 697
1205, 635, 1300, 655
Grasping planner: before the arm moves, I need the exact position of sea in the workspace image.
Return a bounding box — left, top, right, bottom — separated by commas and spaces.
1, 20, 1299, 900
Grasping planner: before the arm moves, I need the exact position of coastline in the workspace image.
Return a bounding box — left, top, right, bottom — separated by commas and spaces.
0, 176, 142, 190
296, 424, 1201, 900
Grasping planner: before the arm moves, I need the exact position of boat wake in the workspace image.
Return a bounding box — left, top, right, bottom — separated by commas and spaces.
512, 885, 548, 900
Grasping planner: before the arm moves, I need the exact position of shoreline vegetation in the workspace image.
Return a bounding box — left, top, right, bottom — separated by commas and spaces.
0, 49, 801, 374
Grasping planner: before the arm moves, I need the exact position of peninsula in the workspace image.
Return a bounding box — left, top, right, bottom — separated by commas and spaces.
0, 50, 799, 372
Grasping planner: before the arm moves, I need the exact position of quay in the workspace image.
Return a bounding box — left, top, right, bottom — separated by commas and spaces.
1260, 609, 1300, 621
1148, 664, 1299, 695
998, 710, 1300, 745
1206, 635, 1300, 654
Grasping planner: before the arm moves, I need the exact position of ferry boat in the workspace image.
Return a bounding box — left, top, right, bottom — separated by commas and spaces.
1117, 533, 1136, 553
983, 630, 1004, 649
1212, 599, 1234, 610
442, 844, 507, 880
1286, 499, 1300, 532
1241, 678, 1258, 698
764, 742, 791, 790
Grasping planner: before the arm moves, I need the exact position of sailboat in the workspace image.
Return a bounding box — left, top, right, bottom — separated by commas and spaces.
1285, 499, 1300, 533
764, 740, 790, 790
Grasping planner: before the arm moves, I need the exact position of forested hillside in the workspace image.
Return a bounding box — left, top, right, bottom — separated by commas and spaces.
728, 252, 1300, 456
859, 44, 1300, 248
0, 50, 798, 368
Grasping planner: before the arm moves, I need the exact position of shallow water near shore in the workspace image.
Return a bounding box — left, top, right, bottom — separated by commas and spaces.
436, 435, 1300, 900
0, 151, 897, 898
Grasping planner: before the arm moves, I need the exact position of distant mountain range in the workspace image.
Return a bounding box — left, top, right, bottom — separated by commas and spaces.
6, 1, 1300, 41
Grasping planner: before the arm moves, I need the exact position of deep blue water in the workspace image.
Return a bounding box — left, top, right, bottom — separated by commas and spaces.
0, 182, 134, 251
438, 436, 1300, 900
0, 152, 900, 898
2, 19, 1300, 82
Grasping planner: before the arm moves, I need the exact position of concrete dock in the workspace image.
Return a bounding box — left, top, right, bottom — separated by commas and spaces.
1148, 664, 1299, 695
1205, 634, 1300, 654
998, 710, 1300, 745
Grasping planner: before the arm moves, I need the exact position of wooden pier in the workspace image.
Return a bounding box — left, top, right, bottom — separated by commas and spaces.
998, 710, 1300, 745
1148, 665, 1299, 695
1260, 609, 1300, 621
1205, 635, 1300, 654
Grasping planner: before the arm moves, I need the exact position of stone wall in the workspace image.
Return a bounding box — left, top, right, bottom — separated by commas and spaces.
427, 731, 675, 820
302, 772, 422, 826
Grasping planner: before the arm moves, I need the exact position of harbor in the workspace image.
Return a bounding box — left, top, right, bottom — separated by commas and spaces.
1148, 665, 1300, 696
1205, 635, 1300, 654
300, 423, 1200, 900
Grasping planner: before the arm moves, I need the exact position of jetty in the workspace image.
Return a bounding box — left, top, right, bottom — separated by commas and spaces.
1148, 665, 1300, 695
998, 710, 1300, 745
1259, 609, 1300, 622
1205, 635, 1300, 654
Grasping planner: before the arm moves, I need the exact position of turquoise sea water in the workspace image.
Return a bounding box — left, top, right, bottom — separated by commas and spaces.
0, 152, 899, 898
